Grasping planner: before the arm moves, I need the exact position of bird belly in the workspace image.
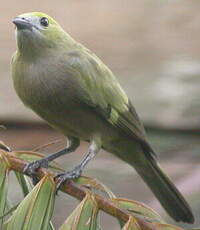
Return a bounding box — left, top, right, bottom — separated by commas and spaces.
23, 87, 120, 142
12, 57, 122, 142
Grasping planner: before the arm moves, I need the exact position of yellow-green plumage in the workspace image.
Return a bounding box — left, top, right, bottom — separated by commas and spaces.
12, 12, 194, 223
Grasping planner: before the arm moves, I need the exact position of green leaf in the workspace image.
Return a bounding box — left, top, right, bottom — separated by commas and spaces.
0, 203, 19, 220
48, 222, 55, 230
15, 172, 55, 230
15, 172, 33, 196
152, 223, 184, 230
0, 151, 10, 227
187, 229, 200, 230
122, 216, 141, 230
59, 192, 99, 230
114, 198, 164, 229
76, 176, 116, 199
113, 198, 163, 223
4, 173, 56, 230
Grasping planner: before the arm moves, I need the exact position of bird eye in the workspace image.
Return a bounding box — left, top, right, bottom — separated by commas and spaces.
40, 17, 49, 27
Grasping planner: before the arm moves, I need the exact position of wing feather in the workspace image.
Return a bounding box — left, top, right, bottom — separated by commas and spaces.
65, 49, 155, 154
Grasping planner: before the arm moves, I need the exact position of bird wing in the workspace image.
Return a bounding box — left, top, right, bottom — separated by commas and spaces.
64, 49, 154, 153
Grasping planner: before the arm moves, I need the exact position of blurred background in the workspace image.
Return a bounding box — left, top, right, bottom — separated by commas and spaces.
1, 0, 200, 229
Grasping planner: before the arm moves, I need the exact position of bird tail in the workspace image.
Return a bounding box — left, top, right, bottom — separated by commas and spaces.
132, 151, 194, 223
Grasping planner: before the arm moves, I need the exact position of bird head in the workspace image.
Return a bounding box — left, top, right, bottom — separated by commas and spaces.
13, 12, 70, 55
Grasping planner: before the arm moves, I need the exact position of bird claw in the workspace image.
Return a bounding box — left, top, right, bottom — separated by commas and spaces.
55, 166, 82, 192
23, 159, 48, 175
23, 159, 49, 185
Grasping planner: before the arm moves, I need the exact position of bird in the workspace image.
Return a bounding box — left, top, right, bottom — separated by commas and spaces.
11, 12, 194, 223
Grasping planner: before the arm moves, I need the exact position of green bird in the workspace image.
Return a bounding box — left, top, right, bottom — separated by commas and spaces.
12, 12, 194, 223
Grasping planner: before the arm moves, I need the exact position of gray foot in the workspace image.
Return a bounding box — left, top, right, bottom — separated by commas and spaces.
23, 159, 49, 185
55, 166, 82, 191
23, 158, 49, 176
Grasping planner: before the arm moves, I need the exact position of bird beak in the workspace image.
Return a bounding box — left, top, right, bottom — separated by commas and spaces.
12, 17, 32, 30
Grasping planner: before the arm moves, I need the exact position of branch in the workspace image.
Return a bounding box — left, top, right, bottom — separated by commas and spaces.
1, 150, 158, 230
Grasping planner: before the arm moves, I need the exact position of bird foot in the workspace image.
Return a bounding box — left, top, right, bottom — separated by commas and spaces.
55, 166, 82, 192
23, 159, 49, 184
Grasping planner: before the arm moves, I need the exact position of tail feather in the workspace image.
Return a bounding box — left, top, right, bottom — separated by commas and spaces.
133, 153, 194, 223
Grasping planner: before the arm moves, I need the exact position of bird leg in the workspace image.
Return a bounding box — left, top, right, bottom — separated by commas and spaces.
55, 140, 101, 191
23, 137, 80, 180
